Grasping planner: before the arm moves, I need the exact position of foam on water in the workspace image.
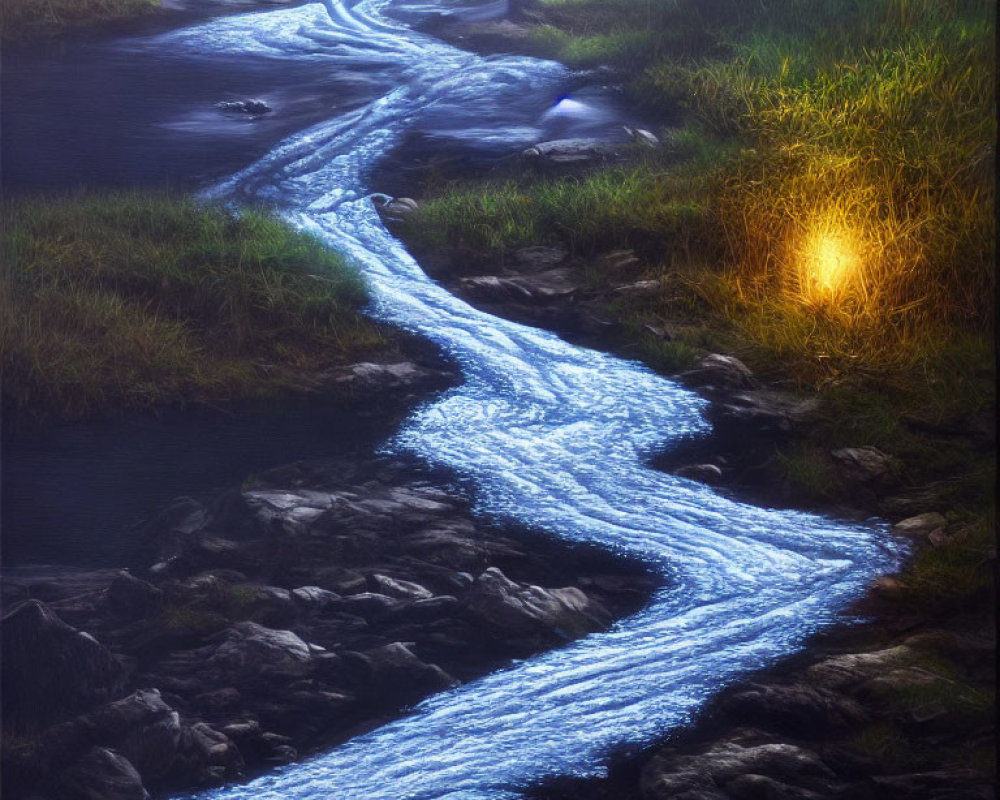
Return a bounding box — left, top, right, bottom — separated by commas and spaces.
152, 1, 906, 796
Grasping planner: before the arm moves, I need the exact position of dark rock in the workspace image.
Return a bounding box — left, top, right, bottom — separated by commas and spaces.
359, 642, 455, 699
216, 98, 271, 114
522, 138, 620, 166
329, 361, 446, 393
674, 463, 724, 484
311, 566, 368, 594
176, 723, 244, 784
107, 572, 165, 621
623, 126, 659, 147
464, 567, 611, 641
208, 622, 318, 681
370, 574, 433, 600
2, 600, 126, 730
84, 689, 181, 782
890, 512, 948, 540
460, 267, 580, 303
721, 684, 867, 734
512, 245, 568, 273
291, 585, 341, 610
830, 447, 901, 489
708, 390, 820, 437
683, 354, 759, 392
60, 747, 148, 800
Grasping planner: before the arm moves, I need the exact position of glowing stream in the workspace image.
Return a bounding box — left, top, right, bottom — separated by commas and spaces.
157, 1, 905, 797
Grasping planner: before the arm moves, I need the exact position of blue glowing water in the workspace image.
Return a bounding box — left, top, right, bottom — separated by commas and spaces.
144, 1, 906, 796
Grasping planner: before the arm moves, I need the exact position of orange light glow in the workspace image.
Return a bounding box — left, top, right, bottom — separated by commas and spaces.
795, 221, 864, 303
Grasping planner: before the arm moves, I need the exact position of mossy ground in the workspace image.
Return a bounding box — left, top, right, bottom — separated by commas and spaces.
1, 191, 388, 425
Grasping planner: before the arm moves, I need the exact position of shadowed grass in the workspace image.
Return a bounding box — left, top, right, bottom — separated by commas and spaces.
1, 191, 385, 423
1, 0, 160, 39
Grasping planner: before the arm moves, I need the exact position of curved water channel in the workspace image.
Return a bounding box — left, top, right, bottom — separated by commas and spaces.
30, 0, 906, 796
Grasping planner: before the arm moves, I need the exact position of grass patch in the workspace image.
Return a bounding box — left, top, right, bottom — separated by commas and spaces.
398, 0, 996, 516
1, 191, 385, 424
1, 0, 160, 40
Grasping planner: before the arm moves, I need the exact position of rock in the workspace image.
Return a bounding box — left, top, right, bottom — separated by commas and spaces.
641, 741, 832, 800
60, 747, 149, 800
2, 600, 126, 729
724, 773, 821, 800
623, 125, 659, 146
612, 279, 659, 295
464, 567, 610, 641
176, 723, 244, 784
370, 574, 434, 600
335, 592, 401, 616
674, 464, 724, 484
720, 683, 867, 733
311, 566, 367, 595
522, 137, 619, 166
374, 195, 419, 221
209, 622, 318, 680
683, 354, 759, 391
357, 642, 455, 699
291, 586, 341, 610
512, 245, 568, 272
891, 512, 948, 540
709, 390, 819, 436
830, 446, 900, 488
216, 98, 271, 114
84, 689, 182, 782
333, 361, 443, 392
460, 267, 580, 303
106, 572, 164, 621
804, 645, 915, 692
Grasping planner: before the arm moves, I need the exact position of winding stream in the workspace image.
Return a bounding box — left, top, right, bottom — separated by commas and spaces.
16, 0, 906, 796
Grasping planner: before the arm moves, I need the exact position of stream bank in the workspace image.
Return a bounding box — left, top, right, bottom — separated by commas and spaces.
3, 452, 658, 799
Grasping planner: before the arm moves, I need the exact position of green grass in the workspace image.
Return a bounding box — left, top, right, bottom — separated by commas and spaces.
1, 0, 160, 40
398, 0, 996, 510
1, 191, 385, 423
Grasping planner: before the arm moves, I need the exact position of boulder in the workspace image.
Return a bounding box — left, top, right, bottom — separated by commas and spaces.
720, 683, 867, 734
355, 642, 455, 699
85, 689, 182, 782
683, 354, 759, 392
623, 125, 659, 147
2, 600, 126, 729
460, 268, 580, 303
216, 99, 271, 114
522, 138, 619, 166
891, 512, 948, 540
60, 747, 148, 800
332, 361, 444, 392
464, 567, 610, 641
708, 390, 820, 436
830, 446, 901, 489
106, 572, 164, 621
208, 622, 318, 681
512, 245, 568, 273
370, 574, 434, 600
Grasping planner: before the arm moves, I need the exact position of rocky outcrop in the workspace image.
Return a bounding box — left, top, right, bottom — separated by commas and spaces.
2, 457, 655, 800
2, 599, 127, 730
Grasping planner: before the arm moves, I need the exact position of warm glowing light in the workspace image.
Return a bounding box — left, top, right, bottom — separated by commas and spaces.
795, 221, 864, 303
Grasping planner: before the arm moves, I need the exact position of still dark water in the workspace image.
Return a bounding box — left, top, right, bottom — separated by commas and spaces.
2, 398, 421, 566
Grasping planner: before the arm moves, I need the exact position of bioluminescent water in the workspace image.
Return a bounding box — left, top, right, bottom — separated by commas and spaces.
143, 1, 905, 797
